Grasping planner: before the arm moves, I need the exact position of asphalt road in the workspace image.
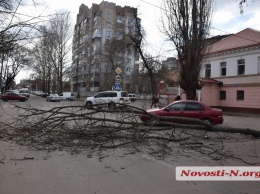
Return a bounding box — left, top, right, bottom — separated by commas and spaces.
0, 95, 260, 194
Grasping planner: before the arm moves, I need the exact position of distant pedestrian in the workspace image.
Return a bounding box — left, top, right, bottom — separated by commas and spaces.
77, 90, 80, 99
151, 95, 157, 108
175, 95, 181, 101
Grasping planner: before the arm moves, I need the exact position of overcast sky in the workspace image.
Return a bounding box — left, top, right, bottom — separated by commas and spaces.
16, 0, 260, 82
40, 0, 260, 39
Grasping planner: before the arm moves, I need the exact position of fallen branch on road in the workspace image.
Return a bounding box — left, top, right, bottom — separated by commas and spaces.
0, 104, 259, 165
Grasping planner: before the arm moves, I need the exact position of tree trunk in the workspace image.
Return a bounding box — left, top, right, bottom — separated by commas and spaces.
185, 87, 196, 100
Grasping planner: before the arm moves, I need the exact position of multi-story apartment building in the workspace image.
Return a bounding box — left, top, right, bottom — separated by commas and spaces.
162, 57, 179, 71
71, 1, 139, 92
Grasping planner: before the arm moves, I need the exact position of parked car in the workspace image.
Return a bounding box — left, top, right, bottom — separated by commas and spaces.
140, 100, 223, 126
59, 92, 75, 101
5, 90, 19, 94
35, 91, 43, 96
47, 94, 61, 102
84, 91, 131, 110
19, 88, 30, 98
41, 93, 48, 98
0, 92, 28, 102
128, 93, 136, 102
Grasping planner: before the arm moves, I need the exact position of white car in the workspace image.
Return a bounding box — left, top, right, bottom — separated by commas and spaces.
59, 92, 75, 101
128, 93, 136, 102
47, 94, 61, 102
84, 91, 131, 110
19, 89, 30, 98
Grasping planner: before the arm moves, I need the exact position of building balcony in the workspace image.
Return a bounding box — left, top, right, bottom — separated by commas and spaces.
92, 32, 101, 39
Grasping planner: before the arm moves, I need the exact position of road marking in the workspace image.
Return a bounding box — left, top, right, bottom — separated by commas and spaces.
1, 105, 15, 108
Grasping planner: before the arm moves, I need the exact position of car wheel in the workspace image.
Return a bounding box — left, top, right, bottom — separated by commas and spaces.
201, 118, 213, 126
47, 98, 48, 101
3, 99, 8, 101
108, 102, 116, 110
86, 101, 93, 108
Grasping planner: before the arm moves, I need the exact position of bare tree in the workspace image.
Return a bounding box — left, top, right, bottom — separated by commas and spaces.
235, 0, 256, 14
125, 10, 158, 96
31, 11, 73, 94
122, 12, 157, 95
2, 45, 32, 91
101, 37, 126, 91
49, 11, 73, 93
161, 0, 213, 100
0, 0, 48, 88
31, 26, 54, 93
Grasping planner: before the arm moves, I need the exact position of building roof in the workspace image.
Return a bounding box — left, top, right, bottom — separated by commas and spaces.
206, 28, 260, 55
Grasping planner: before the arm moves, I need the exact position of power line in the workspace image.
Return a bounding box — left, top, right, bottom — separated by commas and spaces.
140, 0, 169, 12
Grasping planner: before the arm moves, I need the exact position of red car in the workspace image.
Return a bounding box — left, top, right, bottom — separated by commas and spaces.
0, 92, 28, 102
140, 100, 223, 126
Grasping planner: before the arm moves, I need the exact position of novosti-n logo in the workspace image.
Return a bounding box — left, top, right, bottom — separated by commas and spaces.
176, 166, 260, 181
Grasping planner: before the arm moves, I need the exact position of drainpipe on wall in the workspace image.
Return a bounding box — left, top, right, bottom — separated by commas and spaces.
198, 90, 201, 101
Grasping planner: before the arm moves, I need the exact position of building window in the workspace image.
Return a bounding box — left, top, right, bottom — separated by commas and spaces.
205, 64, 211, 78
116, 31, 123, 38
94, 19, 101, 26
104, 64, 110, 71
219, 91, 226, 100
126, 75, 130, 80
95, 28, 101, 34
126, 66, 130, 72
106, 13, 111, 19
220, 62, 226, 76
94, 82, 99, 87
106, 22, 111, 28
238, 59, 245, 75
106, 30, 111, 37
129, 26, 135, 33
237, 90, 244, 100
128, 18, 134, 25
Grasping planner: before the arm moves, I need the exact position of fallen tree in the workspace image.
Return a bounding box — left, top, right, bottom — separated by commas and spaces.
0, 104, 259, 165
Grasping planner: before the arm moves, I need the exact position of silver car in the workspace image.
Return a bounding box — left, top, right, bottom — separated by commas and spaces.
47, 94, 61, 102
